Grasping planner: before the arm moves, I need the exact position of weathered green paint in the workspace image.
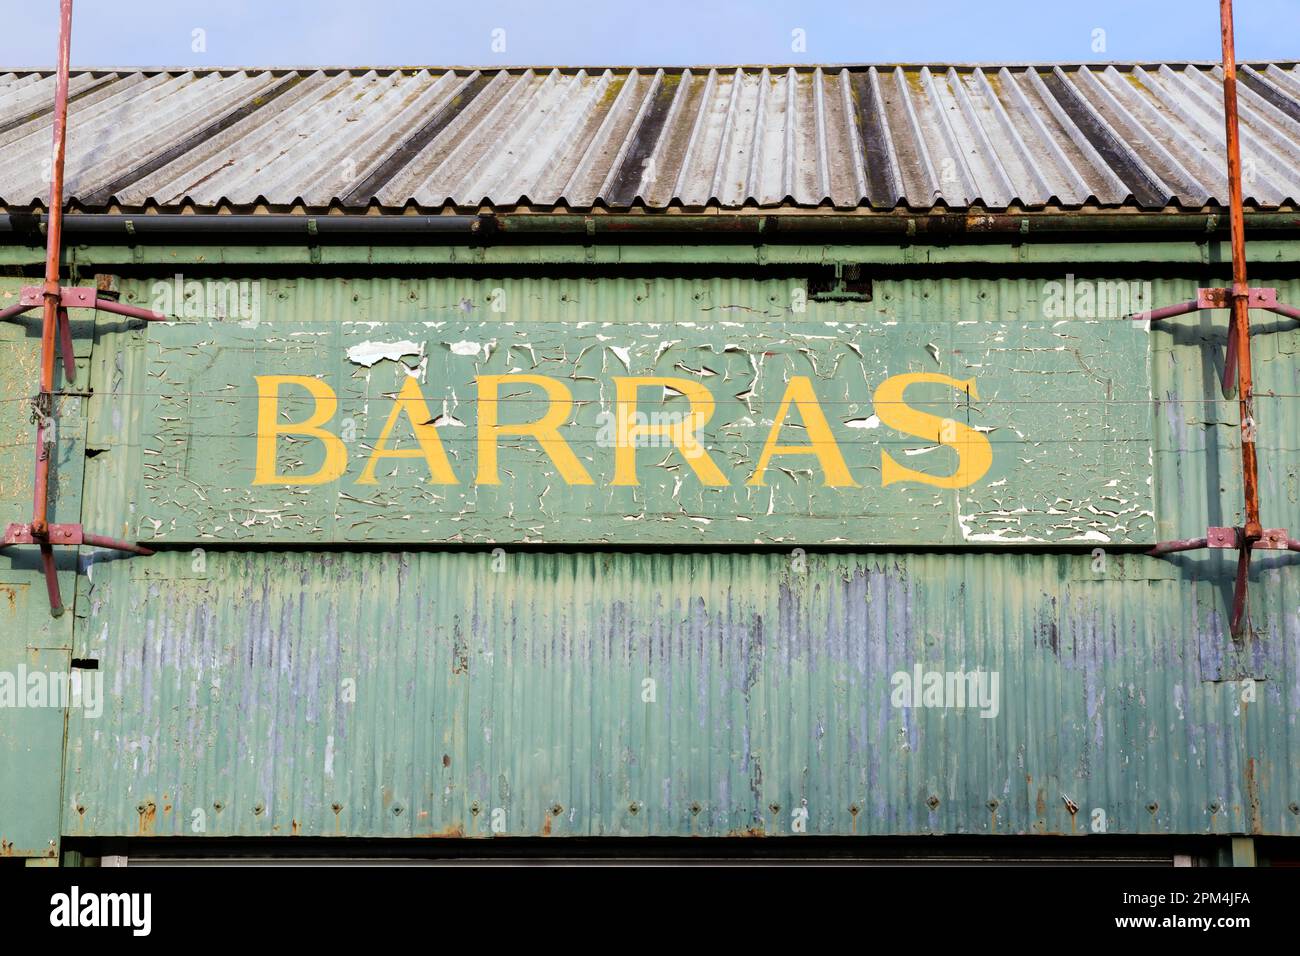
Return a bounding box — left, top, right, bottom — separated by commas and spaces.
137, 294, 1152, 545
2, 259, 1299, 848
60, 548, 1298, 839
0, 594, 72, 860
0, 277, 86, 861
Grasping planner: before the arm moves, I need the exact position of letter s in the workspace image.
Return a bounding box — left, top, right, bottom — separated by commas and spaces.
872, 373, 992, 489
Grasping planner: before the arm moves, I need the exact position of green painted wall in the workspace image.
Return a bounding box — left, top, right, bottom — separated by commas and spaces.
0, 278, 88, 860
61, 548, 1296, 839
2, 254, 1298, 847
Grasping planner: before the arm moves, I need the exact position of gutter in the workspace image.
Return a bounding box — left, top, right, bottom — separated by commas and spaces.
2, 211, 1300, 244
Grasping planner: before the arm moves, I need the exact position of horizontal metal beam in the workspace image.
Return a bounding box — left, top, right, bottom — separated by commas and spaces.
1148, 527, 1299, 556
3, 522, 155, 555
3, 211, 1300, 245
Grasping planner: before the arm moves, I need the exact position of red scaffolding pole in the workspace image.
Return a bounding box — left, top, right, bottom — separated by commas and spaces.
1136, 0, 1300, 638
0, 0, 166, 616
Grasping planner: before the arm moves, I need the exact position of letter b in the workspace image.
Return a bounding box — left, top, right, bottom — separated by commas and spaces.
253, 376, 347, 485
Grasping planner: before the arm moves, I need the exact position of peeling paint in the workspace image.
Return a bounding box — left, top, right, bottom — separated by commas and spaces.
345, 340, 424, 367
136, 289, 1156, 546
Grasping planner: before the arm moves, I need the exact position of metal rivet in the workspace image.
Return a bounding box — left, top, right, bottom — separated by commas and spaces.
628, 802, 639, 814
550, 803, 563, 816
1210, 800, 1223, 813
987, 799, 999, 811
926, 795, 940, 810
331, 803, 342, 814
471, 802, 481, 815
1146, 801, 1159, 814
690, 802, 702, 815
1289, 802, 1299, 816
253, 802, 264, 815
849, 803, 860, 815
768, 802, 781, 814
393, 804, 403, 816
213, 801, 224, 812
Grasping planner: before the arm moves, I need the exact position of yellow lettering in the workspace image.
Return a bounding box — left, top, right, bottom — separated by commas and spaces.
476, 374, 592, 485
748, 376, 856, 487
253, 375, 347, 485
357, 376, 458, 485
873, 373, 992, 489
611, 376, 728, 486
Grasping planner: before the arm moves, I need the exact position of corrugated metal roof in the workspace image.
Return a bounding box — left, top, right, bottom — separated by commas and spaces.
1, 63, 1300, 213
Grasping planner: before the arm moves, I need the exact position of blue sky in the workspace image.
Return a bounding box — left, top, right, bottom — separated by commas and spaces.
7, 0, 1299, 67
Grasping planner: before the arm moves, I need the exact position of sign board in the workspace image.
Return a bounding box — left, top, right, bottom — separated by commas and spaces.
138, 317, 1154, 545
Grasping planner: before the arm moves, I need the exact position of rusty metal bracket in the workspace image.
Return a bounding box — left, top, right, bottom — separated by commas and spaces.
1197, 287, 1276, 310
1147, 527, 1298, 640
3, 523, 154, 553
1129, 286, 1276, 324
1149, 527, 1298, 555
1, 284, 167, 323
1126, 285, 1298, 398
1, 523, 155, 618
0, 285, 166, 388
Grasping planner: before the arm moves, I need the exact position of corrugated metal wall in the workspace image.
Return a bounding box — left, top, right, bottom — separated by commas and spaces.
0, 279, 87, 859
61, 549, 1299, 839
49, 272, 1299, 839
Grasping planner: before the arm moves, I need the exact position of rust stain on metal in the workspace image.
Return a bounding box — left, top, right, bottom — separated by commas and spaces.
137, 800, 156, 835
1246, 758, 1262, 834
1062, 795, 1079, 814
419, 824, 466, 838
